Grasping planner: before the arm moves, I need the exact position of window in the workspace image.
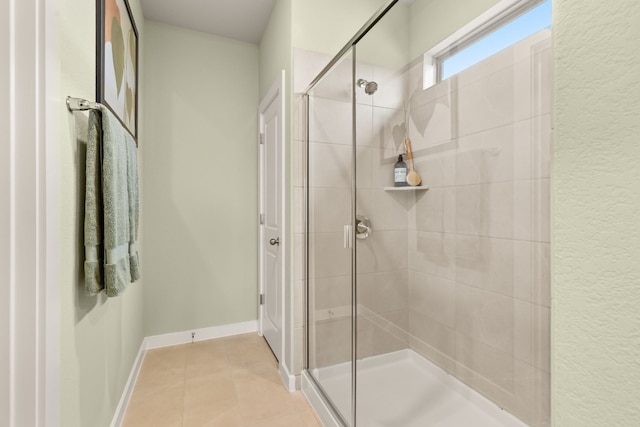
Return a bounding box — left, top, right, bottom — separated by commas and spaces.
423, 0, 551, 88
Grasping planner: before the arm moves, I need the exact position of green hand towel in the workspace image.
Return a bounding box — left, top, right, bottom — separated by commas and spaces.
84, 106, 140, 296
126, 132, 140, 282
85, 111, 104, 295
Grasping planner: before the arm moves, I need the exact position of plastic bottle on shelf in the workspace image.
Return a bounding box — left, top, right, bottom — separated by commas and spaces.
394, 154, 408, 187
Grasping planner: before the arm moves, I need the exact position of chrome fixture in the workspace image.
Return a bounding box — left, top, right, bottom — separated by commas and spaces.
66, 96, 101, 111
355, 215, 372, 239
356, 79, 378, 95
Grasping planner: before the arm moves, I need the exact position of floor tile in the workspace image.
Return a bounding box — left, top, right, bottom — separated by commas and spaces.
122, 383, 185, 427
123, 334, 321, 427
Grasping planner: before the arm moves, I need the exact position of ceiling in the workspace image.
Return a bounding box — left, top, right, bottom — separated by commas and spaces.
141, 0, 415, 45
140, 0, 277, 44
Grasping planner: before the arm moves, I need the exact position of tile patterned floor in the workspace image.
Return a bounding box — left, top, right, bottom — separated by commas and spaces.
122, 333, 322, 427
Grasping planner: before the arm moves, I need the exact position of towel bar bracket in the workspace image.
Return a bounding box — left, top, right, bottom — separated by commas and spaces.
66, 96, 100, 112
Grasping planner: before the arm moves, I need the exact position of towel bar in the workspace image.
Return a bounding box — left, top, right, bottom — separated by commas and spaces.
66, 96, 101, 112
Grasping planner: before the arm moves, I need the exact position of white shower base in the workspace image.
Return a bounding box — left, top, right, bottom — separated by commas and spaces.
303, 349, 527, 427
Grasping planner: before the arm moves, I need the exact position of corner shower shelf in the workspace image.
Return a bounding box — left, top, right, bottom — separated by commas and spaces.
384, 186, 429, 192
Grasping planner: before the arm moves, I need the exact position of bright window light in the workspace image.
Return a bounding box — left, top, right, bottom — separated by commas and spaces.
440, 0, 551, 80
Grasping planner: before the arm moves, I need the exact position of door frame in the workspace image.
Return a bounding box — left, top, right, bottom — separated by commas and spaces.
258, 71, 293, 389
2, 0, 59, 425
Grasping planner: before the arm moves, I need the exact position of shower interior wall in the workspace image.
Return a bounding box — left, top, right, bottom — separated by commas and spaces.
295, 22, 551, 427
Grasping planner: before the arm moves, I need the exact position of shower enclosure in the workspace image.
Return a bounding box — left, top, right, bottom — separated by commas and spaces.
301, 0, 551, 425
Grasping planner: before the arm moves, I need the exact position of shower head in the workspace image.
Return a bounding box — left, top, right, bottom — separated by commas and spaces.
357, 78, 378, 95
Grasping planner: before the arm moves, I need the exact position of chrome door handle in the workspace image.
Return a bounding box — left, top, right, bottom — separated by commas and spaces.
269, 237, 280, 246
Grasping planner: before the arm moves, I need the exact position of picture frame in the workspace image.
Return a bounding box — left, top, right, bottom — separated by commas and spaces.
96, 0, 138, 141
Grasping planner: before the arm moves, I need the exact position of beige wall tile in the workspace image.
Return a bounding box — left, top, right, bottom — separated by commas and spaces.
513, 114, 552, 181
513, 44, 553, 122
356, 146, 374, 188
308, 232, 350, 279
309, 188, 350, 233
410, 150, 457, 189
410, 335, 455, 374
409, 310, 456, 359
356, 104, 374, 147
409, 231, 456, 281
514, 300, 550, 373
457, 66, 516, 137
372, 269, 409, 313
372, 65, 407, 110
409, 271, 455, 328
372, 189, 410, 231
483, 181, 515, 239
513, 179, 550, 243
308, 142, 351, 188
513, 241, 551, 307
312, 317, 352, 367
312, 275, 351, 310
372, 106, 405, 151
309, 97, 352, 145
455, 184, 482, 235
407, 93, 454, 150
455, 284, 514, 354
455, 236, 515, 297
455, 332, 515, 394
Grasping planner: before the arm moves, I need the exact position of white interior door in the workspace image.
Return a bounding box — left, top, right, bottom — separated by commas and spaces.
259, 74, 284, 362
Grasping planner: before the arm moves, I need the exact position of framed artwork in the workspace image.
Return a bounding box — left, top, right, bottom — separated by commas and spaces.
96, 0, 138, 140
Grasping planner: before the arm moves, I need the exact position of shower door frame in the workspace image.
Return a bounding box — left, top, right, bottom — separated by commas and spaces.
302, 1, 400, 426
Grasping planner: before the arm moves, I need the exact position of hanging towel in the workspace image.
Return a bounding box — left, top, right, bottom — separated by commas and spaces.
84, 106, 140, 296
84, 110, 104, 295
126, 132, 140, 282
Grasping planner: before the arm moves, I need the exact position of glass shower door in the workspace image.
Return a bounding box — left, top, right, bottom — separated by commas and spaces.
351, 1, 552, 425
306, 49, 355, 426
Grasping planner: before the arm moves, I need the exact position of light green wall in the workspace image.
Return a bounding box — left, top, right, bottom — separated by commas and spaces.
291, 0, 388, 56
409, 0, 500, 58
56, 1, 145, 426
259, 0, 292, 99
355, 4, 410, 69
553, 0, 640, 425
143, 22, 259, 336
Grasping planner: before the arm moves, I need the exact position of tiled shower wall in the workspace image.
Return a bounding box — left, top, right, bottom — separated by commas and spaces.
404, 30, 551, 426
294, 29, 551, 427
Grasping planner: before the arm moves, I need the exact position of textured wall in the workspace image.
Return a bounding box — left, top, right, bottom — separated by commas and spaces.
553, 0, 640, 425
142, 22, 259, 336
57, 1, 146, 426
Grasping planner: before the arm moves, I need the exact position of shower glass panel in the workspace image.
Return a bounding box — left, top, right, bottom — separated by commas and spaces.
306, 48, 355, 426
304, 0, 551, 426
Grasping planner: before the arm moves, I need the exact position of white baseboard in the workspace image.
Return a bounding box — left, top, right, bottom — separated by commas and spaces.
145, 320, 259, 350
279, 362, 296, 392
110, 340, 146, 427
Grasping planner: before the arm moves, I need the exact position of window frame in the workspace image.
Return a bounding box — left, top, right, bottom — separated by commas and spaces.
423, 0, 548, 89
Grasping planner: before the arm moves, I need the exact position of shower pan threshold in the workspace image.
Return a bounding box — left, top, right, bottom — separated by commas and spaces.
304, 349, 527, 427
